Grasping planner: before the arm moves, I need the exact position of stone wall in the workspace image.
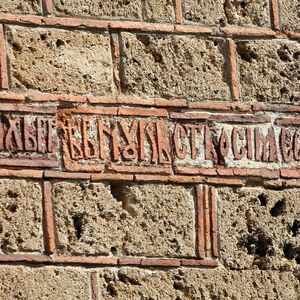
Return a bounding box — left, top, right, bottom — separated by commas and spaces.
0, 0, 299, 299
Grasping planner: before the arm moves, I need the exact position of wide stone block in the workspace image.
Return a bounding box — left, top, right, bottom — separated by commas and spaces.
52, 182, 195, 257
120, 33, 230, 101
183, 0, 270, 27
0, 179, 42, 253
7, 26, 112, 95
0, 266, 89, 300
218, 187, 300, 270
0, 0, 40, 14
281, 0, 300, 32
96, 268, 300, 299
236, 40, 300, 103
54, 0, 174, 22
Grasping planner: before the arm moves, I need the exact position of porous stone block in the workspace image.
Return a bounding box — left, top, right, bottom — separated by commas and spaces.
218, 187, 300, 270
224, 0, 271, 27
236, 40, 300, 103
0, 0, 40, 14
182, 0, 225, 26
54, 0, 142, 20
97, 268, 300, 299
7, 26, 112, 95
120, 33, 230, 101
0, 266, 89, 300
54, 0, 174, 22
183, 0, 270, 27
52, 182, 195, 257
0, 179, 42, 253
281, 0, 300, 32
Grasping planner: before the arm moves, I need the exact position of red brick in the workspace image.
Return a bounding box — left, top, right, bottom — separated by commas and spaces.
44, 171, 91, 180
195, 186, 205, 258
222, 27, 276, 37
28, 93, 87, 103
118, 258, 142, 266
154, 98, 187, 107
118, 107, 168, 117
108, 164, 172, 175
205, 177, 244, 186
51, 256, 118, 265
0, 158, 59, 168
174, 0, 182, 24
227, 39, 239, 100
141, 258, 181, 267
0, 254, 51, 264
0, 25, 9, 90
43, 181, 56, 254
91, 173, 134, 181
281, 169, 300, 179
0, 92, 25, 101
43, 0, 54, 15
168, 176, 206, 184
174, 25, 212, 34
169, 112, 209, 120
109, 21, 174, 33
134, 174, 170, 182
270, 0, 280, 31
181, 259, 218, 267
0, 169, 43, 179
91, 272, 99, 300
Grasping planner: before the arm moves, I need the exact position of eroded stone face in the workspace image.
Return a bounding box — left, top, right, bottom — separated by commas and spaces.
52, 182, 195, 257
183, 0, 270, 27
0, 266, 89, 300
237, 40, 300, 103
7, 26, 112, 95
281, 0, 300, 32
121, 33, 230, 101
0, 179, 42, 253
218, 187, 300, 270
54, 0, 174, 22
224, 0, 270, 27
97, 268, 300, 299
0, 0, 40, 14
54, 0, 142, 20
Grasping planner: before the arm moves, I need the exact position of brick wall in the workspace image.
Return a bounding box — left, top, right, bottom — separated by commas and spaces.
0, 0, 299, 299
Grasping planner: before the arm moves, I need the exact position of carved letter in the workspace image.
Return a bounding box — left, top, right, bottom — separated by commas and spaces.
255, 127, 278, 162
232, 128, 245, 160
205, 125, 218, 164
119, 119, 138, 160
4, 116, 23, 152
24, 116, 37, 152
97, 119, 120, 161
294, 129, 300, 161
156, 121, 172, 164
280, 128, 293, 162
219, 128, 230, 158
82, 118, 98, 159
174, 124, 187, 160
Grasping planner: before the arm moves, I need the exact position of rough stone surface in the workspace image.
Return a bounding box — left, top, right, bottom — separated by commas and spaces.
182, 0, 225, 26
183, 0, 270, 27
224, 0, 270, 27
0, 179, 42, 253
97, 267, 300, 299
54, 0, 174, 22
236, 40, 300, 103
121, 33, 230, 101
54, 0, 142, 20
7, 26, 112, 95
0, 266, 89, 300
0, 0, 40, 14
218, 187, 300, 270
52, 182, 195, 257
281, 0, 300, 32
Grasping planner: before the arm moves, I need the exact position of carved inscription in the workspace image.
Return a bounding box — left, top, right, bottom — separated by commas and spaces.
59, 112, 300, 171
0, 113, 57, 165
